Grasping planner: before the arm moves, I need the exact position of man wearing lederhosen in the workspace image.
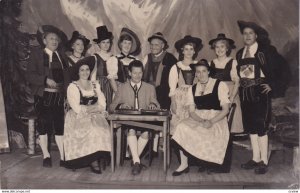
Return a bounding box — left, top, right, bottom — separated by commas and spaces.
26, 25, 68, 167
236, 21, 290, 174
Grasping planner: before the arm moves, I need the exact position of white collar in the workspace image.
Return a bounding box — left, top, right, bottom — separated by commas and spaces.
130, 81, 142, 89
153, 50, 165, 57
244, 42, 258, 55
177, 60, 197, 70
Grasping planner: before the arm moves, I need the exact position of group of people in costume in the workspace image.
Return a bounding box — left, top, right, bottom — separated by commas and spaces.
26, 20, 290, 176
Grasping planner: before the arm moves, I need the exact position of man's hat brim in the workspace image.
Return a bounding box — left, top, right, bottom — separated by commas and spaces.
237, 20, 269, 37
36, 25, 68, 47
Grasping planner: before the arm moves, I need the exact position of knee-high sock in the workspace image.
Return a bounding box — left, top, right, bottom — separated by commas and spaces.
39, 135, 50, 159
125, 138, 130, 158
250, 134, 260, 162
138, 137, 148, 156
55, 135, 64, 160
176, 150, 188, 171
258, 135, 269, 164
153, 134, 159, 152
128, 135, 140, 163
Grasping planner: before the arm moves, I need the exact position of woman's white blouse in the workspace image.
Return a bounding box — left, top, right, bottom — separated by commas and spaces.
106, 55, 137, 80
186, 78, 230, 109
168, 61, 197, 97
210, 57, 239, 82
67, 81, 106, 114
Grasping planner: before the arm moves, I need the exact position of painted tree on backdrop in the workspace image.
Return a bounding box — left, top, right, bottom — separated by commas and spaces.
0, 0, 36, 145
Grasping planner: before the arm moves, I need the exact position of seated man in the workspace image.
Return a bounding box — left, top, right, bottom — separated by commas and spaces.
110, 60, 160, 175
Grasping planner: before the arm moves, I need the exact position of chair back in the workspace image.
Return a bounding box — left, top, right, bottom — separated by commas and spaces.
227, 103, 237, 132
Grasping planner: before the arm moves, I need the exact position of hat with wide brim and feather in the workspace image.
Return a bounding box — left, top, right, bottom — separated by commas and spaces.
36, 25, 68, 47
67, 31, 90, 51
118, 27, 141, 56
174, 35, 203, 53
70, 56, 95, 81
208, 33, 236, 49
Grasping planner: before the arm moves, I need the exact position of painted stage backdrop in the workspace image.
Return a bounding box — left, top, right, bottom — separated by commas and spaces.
19, 0, 299, 81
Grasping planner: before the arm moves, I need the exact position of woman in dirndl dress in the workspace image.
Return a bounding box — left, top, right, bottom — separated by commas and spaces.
106, 27, 141, 93
89, 25, 114, 109
64, 31, 90, 112
169, 35, 203, 134
172, 60, 230, 176
63, 57, 111, 174
208, 33, 243, 134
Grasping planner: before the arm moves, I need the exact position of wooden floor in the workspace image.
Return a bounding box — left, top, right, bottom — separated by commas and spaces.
0, 145, 299, 189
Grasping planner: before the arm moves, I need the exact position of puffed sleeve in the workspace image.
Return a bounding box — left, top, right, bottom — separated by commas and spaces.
67, 83, 87, 114
218, 81, 230, 106
168, 65, 179, 97
230, 59, 239, 82
106, 56, 118, 79
94, 81, 106, 110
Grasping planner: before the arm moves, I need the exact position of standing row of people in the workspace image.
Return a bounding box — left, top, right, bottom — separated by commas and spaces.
26, 20, 289, 176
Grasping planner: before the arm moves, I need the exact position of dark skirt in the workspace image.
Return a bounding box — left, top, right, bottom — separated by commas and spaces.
64, 151, 109, 169
98, 77, 113, 110
239, 84, 272, 136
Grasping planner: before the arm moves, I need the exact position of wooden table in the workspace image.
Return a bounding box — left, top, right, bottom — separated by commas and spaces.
107, 113, 171, 173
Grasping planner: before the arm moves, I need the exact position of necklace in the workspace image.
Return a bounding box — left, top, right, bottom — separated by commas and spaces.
72, 54, 82, 59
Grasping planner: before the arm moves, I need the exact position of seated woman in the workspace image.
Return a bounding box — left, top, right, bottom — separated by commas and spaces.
63, 57, 111, 174
172, 59, 230, 176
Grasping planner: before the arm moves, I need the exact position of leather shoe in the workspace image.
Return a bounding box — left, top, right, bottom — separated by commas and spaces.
241, 160, 259, 170
132, 162, 144, 175
254, 161, 268, 174
43, 157, 52, 168
90, 161, 102, 174
172, 167, 190, 176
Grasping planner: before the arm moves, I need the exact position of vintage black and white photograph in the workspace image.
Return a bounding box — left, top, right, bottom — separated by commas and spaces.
0, 0, 299, 190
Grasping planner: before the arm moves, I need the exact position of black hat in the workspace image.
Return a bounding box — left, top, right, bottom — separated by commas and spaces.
93, 25, 113, 43
36, 25, 68, 47
147, 32, 169, 49
208, 33, 236, 49
237, 20, 269, 37
67, 31, 90, 51
70, 56, 95, 81
174, 35, 203, 53
191, 59, 210, 71
118, 27, 141, 56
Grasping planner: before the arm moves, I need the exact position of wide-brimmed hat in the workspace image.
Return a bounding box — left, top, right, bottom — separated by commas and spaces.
237, 20, 269, 37
118, 27, 141, 56
70, 56, 95, 81
93, 25, 113, 43
208, 33, 236, 49
174, 35, 203, 53
147, 32, 169, 49
36, 25, 68, 47
67, 31, 90, 51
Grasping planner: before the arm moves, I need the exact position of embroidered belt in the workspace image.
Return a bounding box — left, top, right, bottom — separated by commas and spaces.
240, 78, 265, 88
44, 83, 63, 93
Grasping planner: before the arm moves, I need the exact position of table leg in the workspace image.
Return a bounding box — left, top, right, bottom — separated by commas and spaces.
116, 126, 121, 167
110, 120, 115, 172
163, 121, 167, 173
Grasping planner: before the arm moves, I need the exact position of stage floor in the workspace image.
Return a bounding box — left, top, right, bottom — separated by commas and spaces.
0, 145, 298, 189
